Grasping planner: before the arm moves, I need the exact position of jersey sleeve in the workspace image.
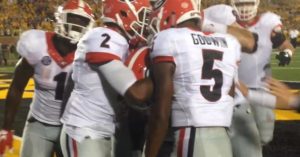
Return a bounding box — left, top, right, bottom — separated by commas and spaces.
262, 12, 282, 32
203, 4, 236, 25
224, 34, 241, 66
150, 30, 176, 64
232, 36, 241, 65
228, 35, 241, 83
16, 29, 45, 65
77, 28, 129, 64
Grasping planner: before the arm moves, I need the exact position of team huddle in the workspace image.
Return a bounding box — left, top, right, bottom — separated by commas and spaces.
0, 0, 296, 157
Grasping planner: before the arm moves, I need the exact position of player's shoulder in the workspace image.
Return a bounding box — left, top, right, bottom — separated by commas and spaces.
204, 4, 233, 13
259, 11, 281, 25
17, 29, 48, 56
153, 28, 173, 43
155, 28, 186, 41
18, 29, 47, 47
82, 27, 128, 45
203, 4, 236, 25
261, 11, 280, 19
156, 28, 177, 36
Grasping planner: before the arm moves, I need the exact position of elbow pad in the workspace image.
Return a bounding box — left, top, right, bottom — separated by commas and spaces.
97, 60, 137, 96
271, 32, 286, 48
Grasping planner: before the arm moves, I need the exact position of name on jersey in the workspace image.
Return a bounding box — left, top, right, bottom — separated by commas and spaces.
191, 33, 228, 48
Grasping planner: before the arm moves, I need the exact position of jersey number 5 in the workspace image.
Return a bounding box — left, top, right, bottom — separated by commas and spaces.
200, 50, 224, 102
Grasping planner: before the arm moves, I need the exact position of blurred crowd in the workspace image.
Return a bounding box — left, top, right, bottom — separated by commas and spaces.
0, 0, 102, 37
0, 0, 299, 37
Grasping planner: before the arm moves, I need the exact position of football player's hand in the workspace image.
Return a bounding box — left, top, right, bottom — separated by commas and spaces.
266, 77, 298, 109
276, 49, 292, 66
0, 129, 13, 155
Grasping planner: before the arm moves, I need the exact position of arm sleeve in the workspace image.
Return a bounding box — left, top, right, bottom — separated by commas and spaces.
97, 60, 137, 96
150, 31, 176, 64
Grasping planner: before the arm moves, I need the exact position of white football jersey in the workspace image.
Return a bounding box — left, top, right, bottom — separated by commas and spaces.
238, 12, 282, 88
204, 5, 282, 88
17, 30, 74, 125
151, 28, 241, 127
61, 27, 129, 140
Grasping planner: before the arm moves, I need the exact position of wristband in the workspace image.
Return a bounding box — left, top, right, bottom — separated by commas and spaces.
247, 90, 276, 109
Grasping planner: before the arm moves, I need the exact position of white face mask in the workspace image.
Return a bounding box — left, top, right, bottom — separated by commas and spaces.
232, 0, 260, 21
55, 9, 94, 44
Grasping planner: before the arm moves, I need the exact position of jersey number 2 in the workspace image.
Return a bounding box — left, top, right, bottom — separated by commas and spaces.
100, 33, 111, 48
200, 50, 224, 102
54, 72, 67, 100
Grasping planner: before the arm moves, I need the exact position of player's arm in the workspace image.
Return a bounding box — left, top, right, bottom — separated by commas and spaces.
2, 58, 33, 129
271, 25, 295, 65
237, 79, 294, 110
266, 78, 300, 110
93, 60, 153, 105
145, 62, 174, 157
227, 25, 258, 53
272, 25, 295, 53
202, 19, 257, 53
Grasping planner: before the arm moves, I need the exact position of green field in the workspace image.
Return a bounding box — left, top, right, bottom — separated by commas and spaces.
271, 47, 300, 81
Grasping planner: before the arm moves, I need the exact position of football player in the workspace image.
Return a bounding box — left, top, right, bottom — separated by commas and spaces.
150, 0, 258, 54
59, 0, 153, 156
145, 0, 241, 156
203, 1, 295, 157
0, 0, 94, 157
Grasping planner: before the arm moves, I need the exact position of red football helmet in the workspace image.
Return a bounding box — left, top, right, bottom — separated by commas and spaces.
149, 0, 201, 33
101, 0, 151, 41
55, 0, 95, 43
125, 46, 150, 80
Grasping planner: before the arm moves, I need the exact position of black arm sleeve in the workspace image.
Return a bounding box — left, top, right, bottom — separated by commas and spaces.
271, 32, 286, 48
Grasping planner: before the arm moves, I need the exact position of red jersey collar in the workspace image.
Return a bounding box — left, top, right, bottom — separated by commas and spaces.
46, 32, 75, 68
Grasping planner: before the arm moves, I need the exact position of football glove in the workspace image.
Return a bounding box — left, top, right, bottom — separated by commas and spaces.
0, 129, 13, 155
275, 49, 292, 66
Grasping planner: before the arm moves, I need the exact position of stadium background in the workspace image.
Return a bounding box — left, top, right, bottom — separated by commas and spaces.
0, 0, 300, 157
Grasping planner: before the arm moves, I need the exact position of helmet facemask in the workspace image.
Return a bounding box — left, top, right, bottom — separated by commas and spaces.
128, 7, 152, 41
232, 0, 260, 21
55, 3, 94, 44
101, 0, 151, 43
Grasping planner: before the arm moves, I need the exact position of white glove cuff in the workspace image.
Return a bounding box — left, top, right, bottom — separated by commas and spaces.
247, 90, 276, 109
97, 60, 137, 96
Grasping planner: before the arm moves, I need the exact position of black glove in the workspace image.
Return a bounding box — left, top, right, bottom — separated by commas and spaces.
276, 50, 292, 66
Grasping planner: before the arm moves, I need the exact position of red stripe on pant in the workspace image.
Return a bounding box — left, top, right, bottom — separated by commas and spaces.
72, 139, 78, 157
177, 128, 186, 157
